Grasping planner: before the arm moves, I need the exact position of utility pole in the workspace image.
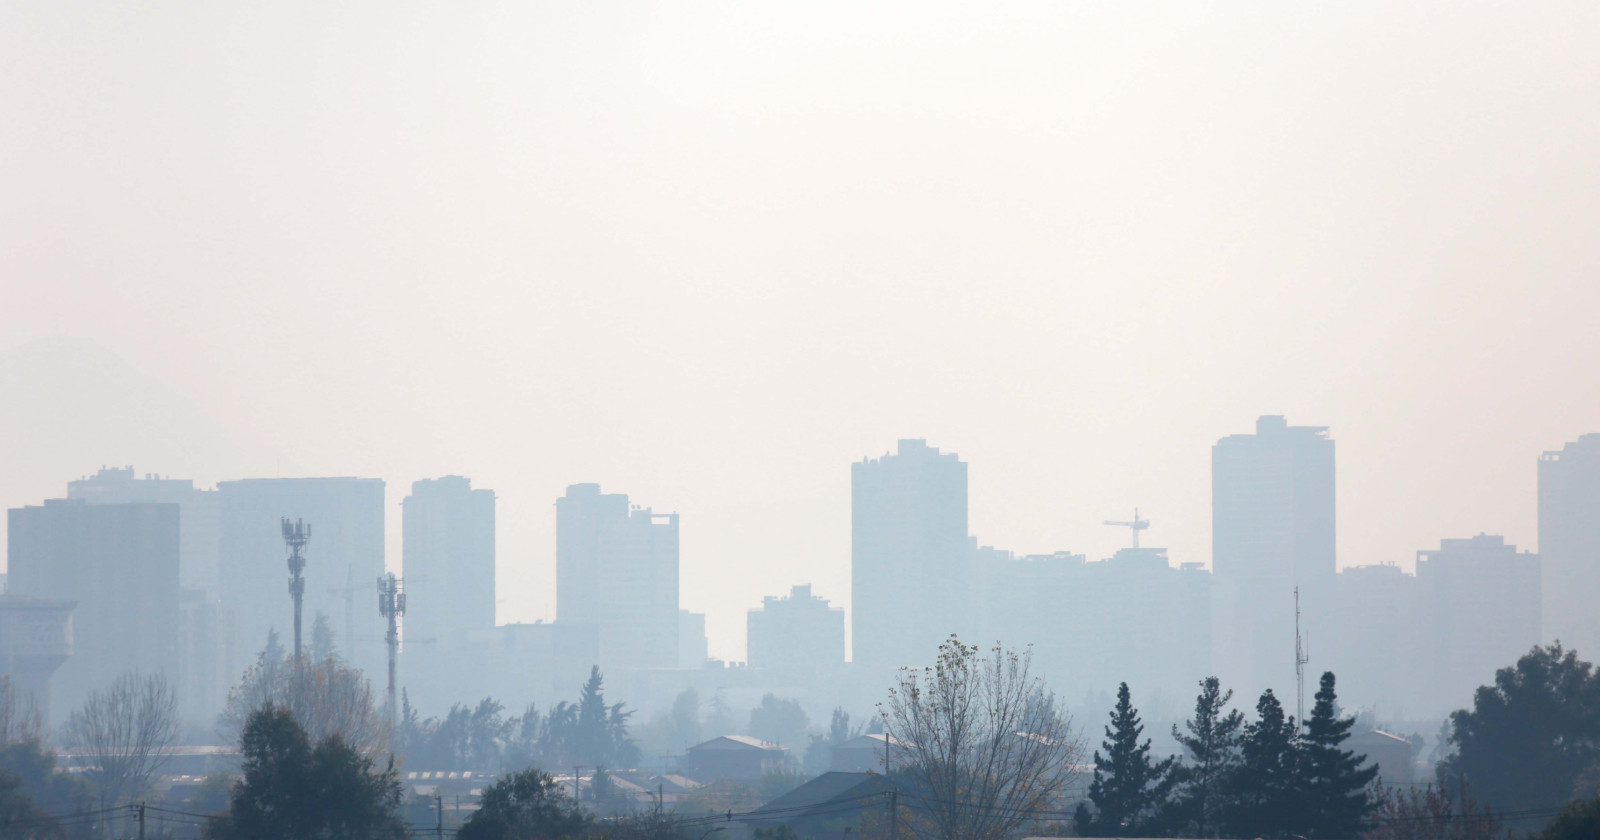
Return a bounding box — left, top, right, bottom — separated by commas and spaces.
282, 518, 311, 664
436, 793, 443, 840
377, 573, 406, 739
130, 802, 145, 840
574, 765, 583, 804
888, 790, 898, 840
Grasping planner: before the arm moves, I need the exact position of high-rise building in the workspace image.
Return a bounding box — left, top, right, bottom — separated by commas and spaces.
68, 466, 220, 594
401, 476, 496, 712
1539, 434, 1600, 656
852, 439, 969, 672
177, 589, 236, 725
216, 478, 386, 681
402, 476, 496, 649
1328, 564, 1424, 716
555, 484, 679, 671
747, 585, 846, 679
66, 466, 233, 724
7, 499, 180, 719
977, 545, 1211, 714
1416, 535, 1540, 711
1212, 416, 1336, 698
679, 610, 709, 669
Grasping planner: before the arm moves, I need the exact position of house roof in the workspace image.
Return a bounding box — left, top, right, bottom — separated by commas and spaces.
748, 771, 892, 821
835, 734, 904, 750
688, 735, 785, 752
651, 774, 703, 793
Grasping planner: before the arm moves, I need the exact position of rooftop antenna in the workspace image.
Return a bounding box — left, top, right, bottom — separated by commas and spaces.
1103, 509, 1150, 548
377, 573, 406, 742
1294, 586, 1310, 728
281, 518, 312, 664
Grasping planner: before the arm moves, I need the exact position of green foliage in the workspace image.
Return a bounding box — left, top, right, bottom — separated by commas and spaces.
311, 613, 339, 664
1079, 683, 1175, 836
748, 695, 809, 750
1438, 643, 1600, 815
400, 668, 640, 773
1535, 795, 1600, 840
1164, 676, 1243, 837
457, 768, 588, 840
206, 705, 405, 840
1224, 689, 1301, 839
0, 740, 89, 822
0, 769, 63, 840
1300, 672, 1377, 838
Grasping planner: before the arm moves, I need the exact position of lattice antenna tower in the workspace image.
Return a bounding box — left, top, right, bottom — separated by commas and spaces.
377, 573, 406, 739
281, 518, 312, 664
1294, 586, 1310, 728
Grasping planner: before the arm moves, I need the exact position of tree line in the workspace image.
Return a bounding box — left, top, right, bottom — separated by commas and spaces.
1075, 672, 1375, 839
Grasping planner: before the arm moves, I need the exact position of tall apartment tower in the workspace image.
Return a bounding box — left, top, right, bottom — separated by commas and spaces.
1539, 434, 1600, 656
7, 499, 180, 720
67, 466, 221, 593
1417, 535, 1540, 712
216, 478, 386, 681
67, 467, 233, 723
403, 476, 496, 648
852, 439, 969, 672
747, 584, 846, 679
1212, 416, 1336, 698
555, 484, 679, 672
402, 476, 496, 711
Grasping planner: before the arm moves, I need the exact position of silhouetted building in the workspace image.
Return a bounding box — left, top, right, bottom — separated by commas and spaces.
1539, 434, 1600, 656
556, 484, 679, 671
177, 590, 235, 725
852, 439, 969, 672
68, 466, 221, 593
680, 735, 788, 782
679, 610, 708, 669
66, 466, 234, 724
1417, 535, 1540, 710
0, 598, 74, 724
402, 476, 495, 709
977, 544, 1210, 713
747, 585, 845, 679
1212, 415, 1336, 697
1328, 563, 1424, 715
216, 478, 386, 681
7, 499, 179, 719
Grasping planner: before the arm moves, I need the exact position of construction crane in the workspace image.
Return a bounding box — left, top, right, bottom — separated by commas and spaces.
1104, 508, 1150, 548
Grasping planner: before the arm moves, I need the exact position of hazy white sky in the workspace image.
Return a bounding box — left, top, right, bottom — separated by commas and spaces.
4, 2, 1598, 661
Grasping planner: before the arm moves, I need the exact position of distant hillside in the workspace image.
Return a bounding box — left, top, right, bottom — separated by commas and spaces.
0, 336, 241, 567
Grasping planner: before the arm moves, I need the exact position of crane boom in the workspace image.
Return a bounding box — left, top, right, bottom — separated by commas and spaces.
1103, 508, 1150, 548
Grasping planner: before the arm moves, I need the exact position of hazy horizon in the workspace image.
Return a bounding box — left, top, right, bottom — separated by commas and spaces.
5, 2, 1599, 662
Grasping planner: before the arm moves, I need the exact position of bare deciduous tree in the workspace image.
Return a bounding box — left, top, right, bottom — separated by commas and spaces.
881, 636, 1082, 840
0, 676, 43, 745
220, 651, 388, 758
62, 672, 179, 808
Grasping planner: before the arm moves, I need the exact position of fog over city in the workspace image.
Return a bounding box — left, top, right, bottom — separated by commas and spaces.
3, 3, 1600, 839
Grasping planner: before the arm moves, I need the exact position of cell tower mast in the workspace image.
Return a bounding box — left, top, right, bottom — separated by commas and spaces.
377, 573, 406, 736
282, 518, 312, 664
1294, 586, 1310, 727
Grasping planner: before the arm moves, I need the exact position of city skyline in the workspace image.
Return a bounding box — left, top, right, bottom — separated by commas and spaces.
0, 422, 1574, 672
6, 3, 1599, 663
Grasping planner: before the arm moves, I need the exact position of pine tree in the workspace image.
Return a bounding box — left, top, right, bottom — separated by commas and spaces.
1222, 689, 1300, 839
1082, 683, 1176, 836
1300, 672, 1377, 839
1167, 676, 1244, 837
